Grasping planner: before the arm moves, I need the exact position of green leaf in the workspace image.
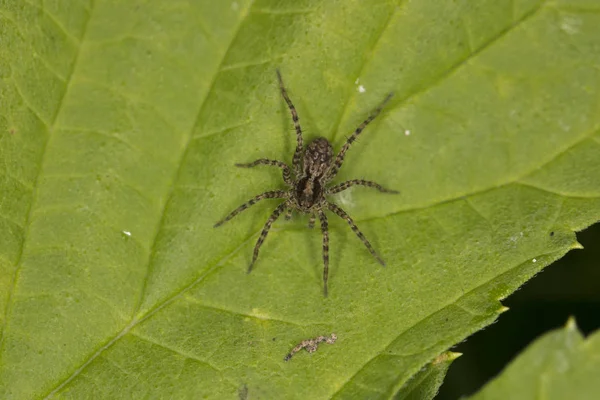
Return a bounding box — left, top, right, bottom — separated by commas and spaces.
1, 0, 600, 398
469, 319, 600, 400
395, 352, 460, 400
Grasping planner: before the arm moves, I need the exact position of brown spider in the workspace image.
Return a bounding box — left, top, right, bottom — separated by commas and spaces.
214, 70, 397, 296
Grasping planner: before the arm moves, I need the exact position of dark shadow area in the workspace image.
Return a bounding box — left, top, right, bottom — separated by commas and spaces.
437, 222, 600, 399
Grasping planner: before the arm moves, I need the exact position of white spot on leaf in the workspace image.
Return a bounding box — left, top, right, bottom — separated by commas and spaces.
358, 85, 366, 93
560, 16, 581, 35
336, 189, 355, 208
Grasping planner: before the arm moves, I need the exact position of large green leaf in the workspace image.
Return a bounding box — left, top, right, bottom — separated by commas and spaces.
469, 319, 600, 400
1, 0, 600, 398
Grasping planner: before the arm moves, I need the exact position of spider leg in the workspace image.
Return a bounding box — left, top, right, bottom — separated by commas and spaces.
277, 69, 304, 176
214, 190, 288, 227
308, 213, 316, 229
236, 158, 293, 187
318, 211, 330, 297
327, 202, 385, 266
326, 93, 393, 181
248, 202, 288, 273
284, 208, 293, 220
327, 179, 398, 195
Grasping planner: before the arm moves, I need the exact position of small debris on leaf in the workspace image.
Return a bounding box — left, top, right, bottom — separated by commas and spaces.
284, 333, 337, 361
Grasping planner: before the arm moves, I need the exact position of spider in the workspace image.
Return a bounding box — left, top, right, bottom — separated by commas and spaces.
214, 70, 397, 296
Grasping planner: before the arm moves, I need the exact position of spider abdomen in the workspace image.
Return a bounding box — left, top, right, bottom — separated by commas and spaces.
295, 176, 324, 210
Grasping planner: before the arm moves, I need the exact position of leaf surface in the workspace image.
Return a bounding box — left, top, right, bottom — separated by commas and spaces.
1, 0, 600, 398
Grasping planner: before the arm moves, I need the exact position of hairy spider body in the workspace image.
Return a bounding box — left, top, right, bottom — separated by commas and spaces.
295, 137, 332, 211
215, 70, 397, 296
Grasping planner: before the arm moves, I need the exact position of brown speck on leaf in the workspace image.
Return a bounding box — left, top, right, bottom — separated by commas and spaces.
284, 333, 337, 361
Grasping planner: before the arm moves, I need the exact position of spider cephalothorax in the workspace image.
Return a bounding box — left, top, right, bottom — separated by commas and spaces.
214, 70, 397, 296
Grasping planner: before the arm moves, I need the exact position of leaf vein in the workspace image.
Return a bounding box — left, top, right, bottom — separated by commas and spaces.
41, 8, 83, 45
0, 0, 95, 359
42, 319, 137, 399
330, 1, 403, 142
464, 197, 495, 231
132, 0, 258, 317
34, 53, 68, 83
221, 58, 278, 72
376, 0, 548, 136
131, 333, 226, 375
41, 217, 264, 397
515, 181, 600, 200
330, 249, 566, 397
183, 298, 310, 328
10, 77, 49, 126
366, 124, 600, 223
191, 120, 252, 141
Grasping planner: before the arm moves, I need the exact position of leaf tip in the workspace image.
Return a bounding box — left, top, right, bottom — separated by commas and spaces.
572, 241, 584, 250
565, 316, 578, 331
433, 351, 462, 365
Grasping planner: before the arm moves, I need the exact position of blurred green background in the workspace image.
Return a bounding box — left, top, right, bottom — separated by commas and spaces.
438, 222, 600, 399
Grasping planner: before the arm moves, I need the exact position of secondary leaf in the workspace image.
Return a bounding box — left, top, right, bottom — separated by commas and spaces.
1, 0, 600, 399
469, 319, 600, 400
